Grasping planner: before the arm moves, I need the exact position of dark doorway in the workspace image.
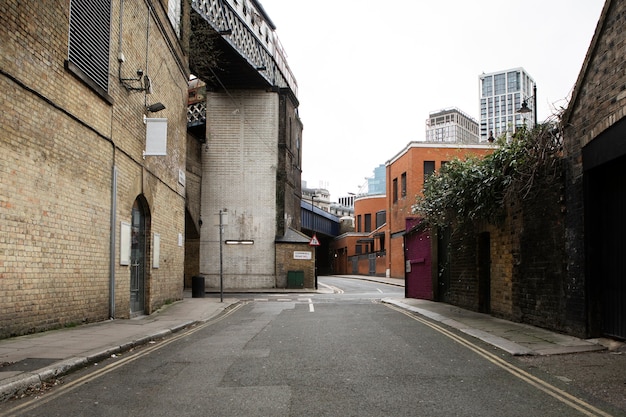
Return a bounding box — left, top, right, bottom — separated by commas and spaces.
586, 155, 626, 339
436, 227, 451, 303
130, 197, 149, 316
478, 232, 491, 313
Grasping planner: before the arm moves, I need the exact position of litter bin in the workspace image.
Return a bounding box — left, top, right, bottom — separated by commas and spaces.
191, 275, 205, 298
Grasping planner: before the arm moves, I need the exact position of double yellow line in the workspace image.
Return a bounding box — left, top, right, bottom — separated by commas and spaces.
1, 303, 246, 417
386, 304, 613, 417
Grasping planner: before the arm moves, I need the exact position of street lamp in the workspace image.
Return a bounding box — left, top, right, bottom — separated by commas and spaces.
517, 84, 537, 128
311, 194, 318, 289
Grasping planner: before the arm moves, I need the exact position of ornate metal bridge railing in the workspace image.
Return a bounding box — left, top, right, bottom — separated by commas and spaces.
191, 0, 298, 97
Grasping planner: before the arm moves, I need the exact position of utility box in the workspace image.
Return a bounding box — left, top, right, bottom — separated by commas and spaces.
287, 270, 304, 289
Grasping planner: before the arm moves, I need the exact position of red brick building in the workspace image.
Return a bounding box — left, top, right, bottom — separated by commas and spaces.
331, 142, 494, 279
386, 143, 494, 279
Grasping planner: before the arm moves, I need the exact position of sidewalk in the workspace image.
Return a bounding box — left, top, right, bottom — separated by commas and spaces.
0, 277, 617, 402
336, 274, 611, 356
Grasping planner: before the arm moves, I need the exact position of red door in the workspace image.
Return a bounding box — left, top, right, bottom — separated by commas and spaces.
405, 219, 433, 300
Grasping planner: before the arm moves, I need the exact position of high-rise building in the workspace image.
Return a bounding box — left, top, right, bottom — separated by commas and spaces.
425, 108, 479, 144
479, 68, 536, 141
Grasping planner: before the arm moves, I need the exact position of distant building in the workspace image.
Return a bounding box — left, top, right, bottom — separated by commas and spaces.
425, 108, 479, 144
337, 194, 356, 208
302, 183, 331, 212
367, 164, 387, 195
479, 68, 536, 141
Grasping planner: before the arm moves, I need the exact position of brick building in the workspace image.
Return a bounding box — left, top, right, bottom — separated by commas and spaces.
0, 0, 190, 337
331, 195, 386, 275
562, 0, 626, 339
425, 0, 626, 339
386, 143, 494, 279
331, 143, 494, 279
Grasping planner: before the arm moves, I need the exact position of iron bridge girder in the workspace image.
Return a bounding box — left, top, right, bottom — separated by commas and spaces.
192, 0, 298, 96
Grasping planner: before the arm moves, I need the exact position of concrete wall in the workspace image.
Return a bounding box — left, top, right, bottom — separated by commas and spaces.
200, 90, 279, 289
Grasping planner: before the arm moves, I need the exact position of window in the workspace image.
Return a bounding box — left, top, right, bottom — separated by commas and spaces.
68, 0, 112, 95
424, 161, 435, 183
364, 214, 372, 233
481, 76, 493, 97
392, 178, 398, 203
376, 210, 386, 228
507, 71, 520, 92
168, 0, 182, 38
494, 73, 506, 95
401, 172, 407, 198
356, 215, 361, 232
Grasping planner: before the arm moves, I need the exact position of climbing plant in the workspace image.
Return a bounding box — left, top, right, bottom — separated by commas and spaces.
413, 118, 563, 229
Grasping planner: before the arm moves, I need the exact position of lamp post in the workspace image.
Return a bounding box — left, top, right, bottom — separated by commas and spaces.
517, 84, 537, 128
219, 209, 225, 303
311, 194, 318, 289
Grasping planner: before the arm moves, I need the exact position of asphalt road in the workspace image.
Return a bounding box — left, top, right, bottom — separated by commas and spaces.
1, 277, 620, 416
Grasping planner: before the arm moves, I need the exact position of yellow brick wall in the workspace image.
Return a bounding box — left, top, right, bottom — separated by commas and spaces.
0, 0, 188, 336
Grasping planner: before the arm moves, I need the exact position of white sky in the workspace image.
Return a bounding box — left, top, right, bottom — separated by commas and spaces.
259, 0, 605, 201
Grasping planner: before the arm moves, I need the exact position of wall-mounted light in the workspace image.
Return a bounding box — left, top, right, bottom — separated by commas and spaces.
225, 240, 254, 245
147, 102, 166, 113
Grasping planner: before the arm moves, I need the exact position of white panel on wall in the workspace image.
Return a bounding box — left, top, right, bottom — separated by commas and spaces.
145, 118, 167, 156
153, 233, 161, 269
120, 222, 131, 265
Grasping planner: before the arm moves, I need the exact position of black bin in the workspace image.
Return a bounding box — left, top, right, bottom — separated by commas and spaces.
191, 275, 205, 298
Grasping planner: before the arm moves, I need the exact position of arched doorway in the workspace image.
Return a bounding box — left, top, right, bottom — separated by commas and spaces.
130, 197, 150, 316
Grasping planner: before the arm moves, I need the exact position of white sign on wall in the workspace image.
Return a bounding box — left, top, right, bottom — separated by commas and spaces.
293, 251, 312, 260
120, 221, 131, 266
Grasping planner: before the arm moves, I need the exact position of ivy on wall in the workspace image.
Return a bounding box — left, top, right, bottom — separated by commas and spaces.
413, 118, 563, 229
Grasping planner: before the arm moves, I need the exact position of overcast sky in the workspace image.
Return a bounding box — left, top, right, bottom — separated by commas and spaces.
259, 0, 605, 201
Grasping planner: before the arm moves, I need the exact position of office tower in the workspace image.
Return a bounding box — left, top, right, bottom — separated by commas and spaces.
479, 68, 536, 141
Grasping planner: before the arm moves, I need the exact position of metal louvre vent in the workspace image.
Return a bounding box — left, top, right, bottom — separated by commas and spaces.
68, 0, 112, 92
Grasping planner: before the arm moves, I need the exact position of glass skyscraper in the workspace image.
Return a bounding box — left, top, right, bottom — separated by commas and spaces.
479, 68, 536, 141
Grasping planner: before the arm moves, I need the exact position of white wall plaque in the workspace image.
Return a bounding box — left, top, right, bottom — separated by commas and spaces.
120, 222, 131, 266
153, 233, 161, 268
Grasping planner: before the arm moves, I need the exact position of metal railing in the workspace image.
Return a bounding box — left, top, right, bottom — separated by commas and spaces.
192, 0, 298, 96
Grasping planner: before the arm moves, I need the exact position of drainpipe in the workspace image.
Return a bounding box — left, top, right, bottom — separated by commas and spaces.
109, 166, 118, 319
109, 0, 124, 319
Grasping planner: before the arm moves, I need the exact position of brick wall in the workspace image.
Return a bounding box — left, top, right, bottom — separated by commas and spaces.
512, 174, 573, 333
277, 91, 303, 235
275, 243, 315, 289
386, 143, 494, 278
0, 0, 188, 337
562, 0, 626, 337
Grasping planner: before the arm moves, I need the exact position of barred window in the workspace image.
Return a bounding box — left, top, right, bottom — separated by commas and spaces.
68, 0, 111, 93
